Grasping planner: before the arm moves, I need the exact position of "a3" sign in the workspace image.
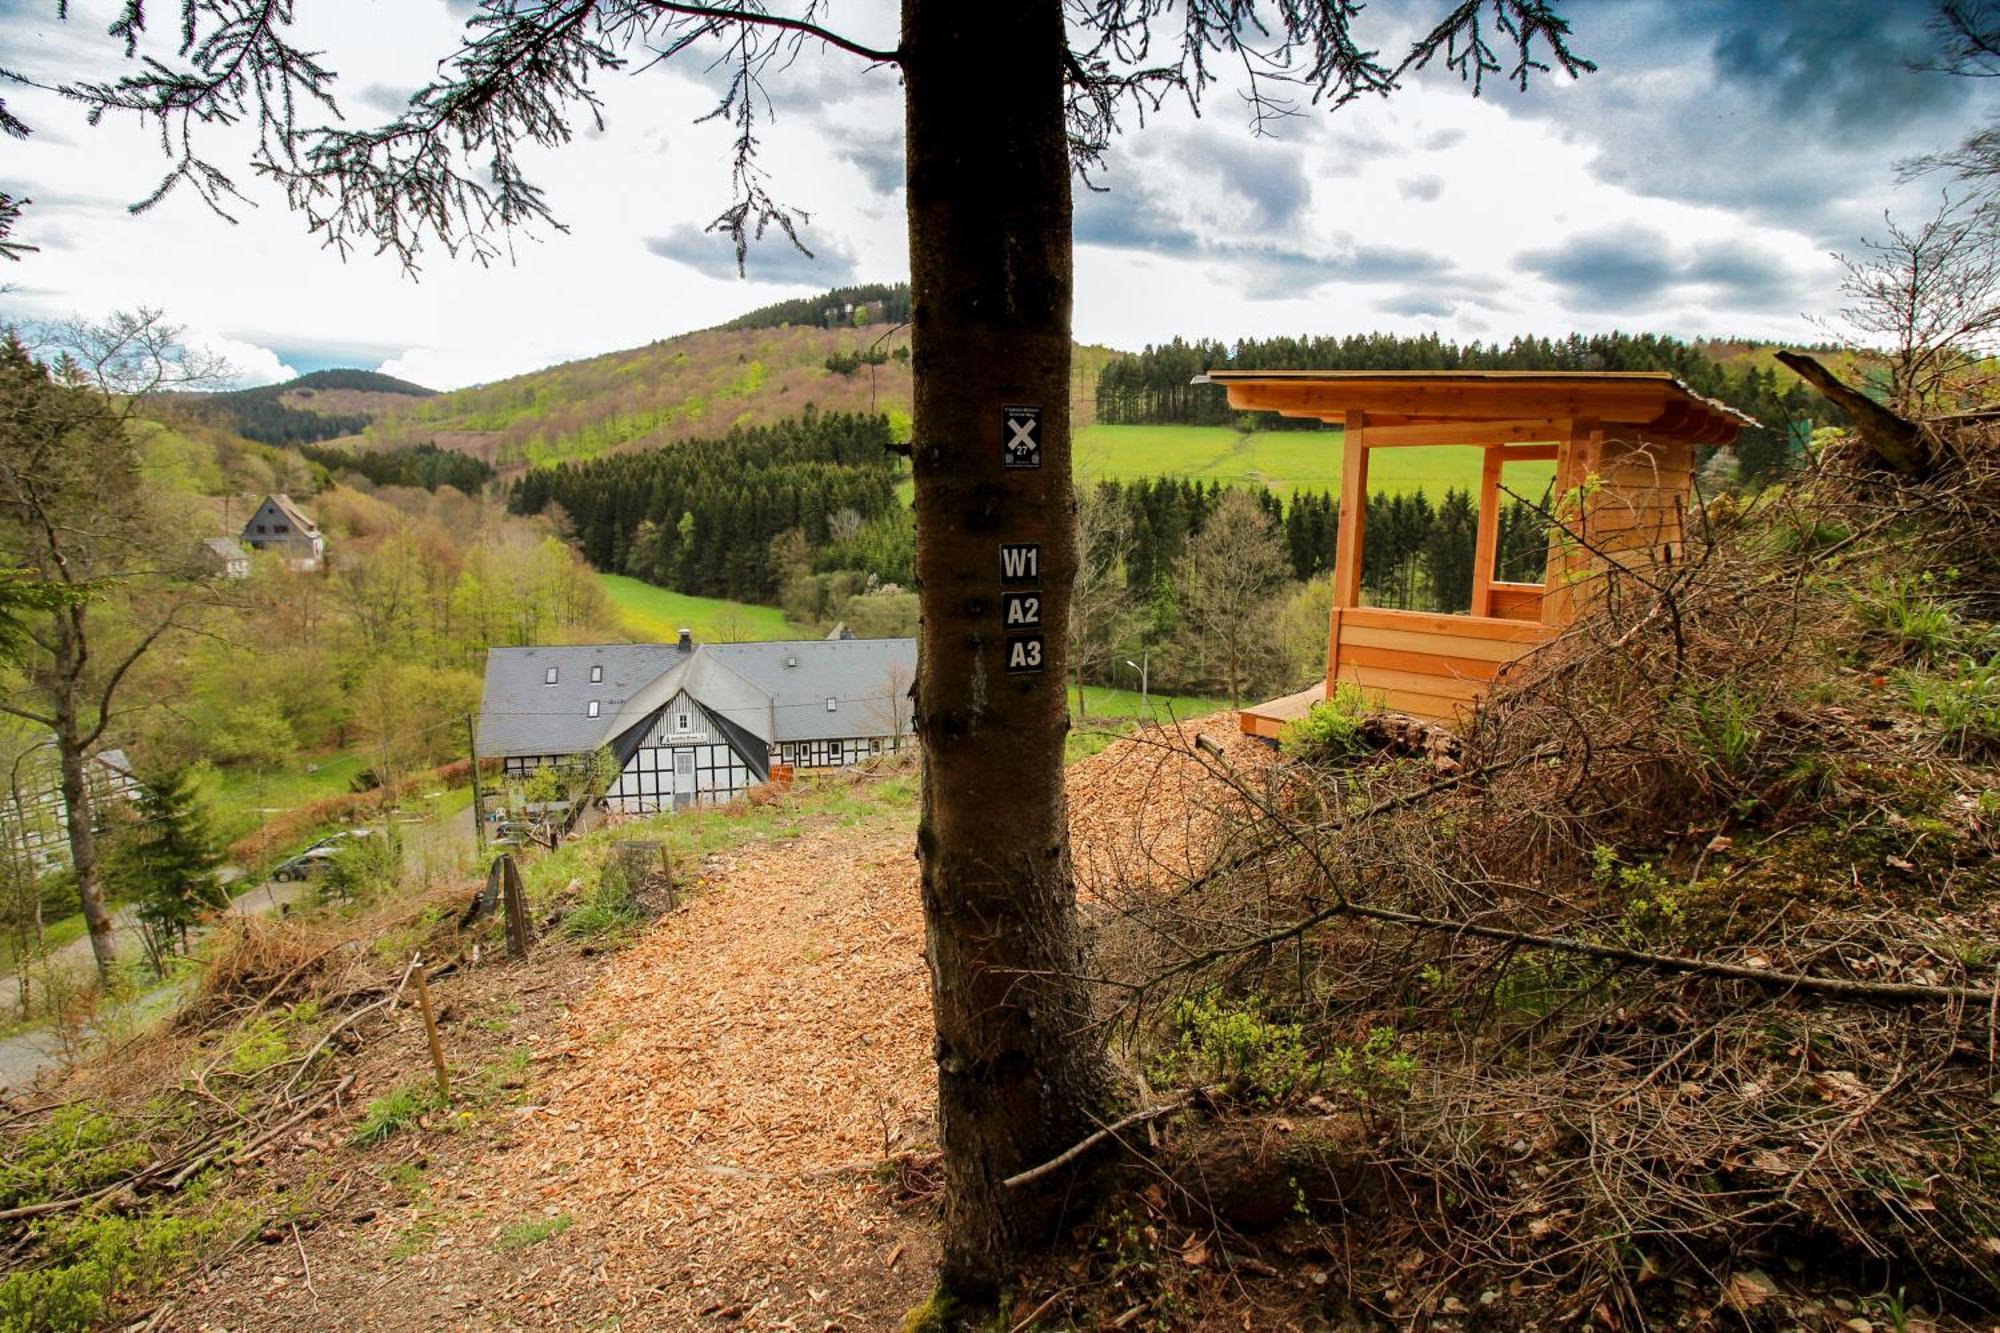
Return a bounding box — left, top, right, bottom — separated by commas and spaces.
1002, 405, 1041, 469
1005, 634, 1045, 674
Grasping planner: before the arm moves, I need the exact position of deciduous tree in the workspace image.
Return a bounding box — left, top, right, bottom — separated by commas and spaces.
1175, 487, 1291, 707
0, 320, 222, 980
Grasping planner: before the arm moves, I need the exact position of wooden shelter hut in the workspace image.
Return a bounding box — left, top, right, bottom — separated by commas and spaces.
1211, 371, 1756, 736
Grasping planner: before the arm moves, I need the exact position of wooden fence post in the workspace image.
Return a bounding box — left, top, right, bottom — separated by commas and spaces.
411, 954, 451, 1104
501, 855, 531, 959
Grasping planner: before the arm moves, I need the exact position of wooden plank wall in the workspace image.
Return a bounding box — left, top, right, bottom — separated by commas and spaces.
1580, 440, 1693, 559
1331, 607, 1556, 721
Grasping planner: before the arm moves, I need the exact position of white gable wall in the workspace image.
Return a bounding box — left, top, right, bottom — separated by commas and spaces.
605, 690, 754, 813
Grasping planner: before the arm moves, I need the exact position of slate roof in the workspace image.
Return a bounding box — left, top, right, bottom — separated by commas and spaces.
476, 638, 917, 759
476, 642, 692, 758
264, 494, 319, 535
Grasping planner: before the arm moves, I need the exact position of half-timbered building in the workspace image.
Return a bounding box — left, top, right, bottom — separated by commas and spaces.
476, 630, 915, 814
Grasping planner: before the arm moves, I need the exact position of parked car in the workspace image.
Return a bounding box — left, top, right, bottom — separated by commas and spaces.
271, 846, 340, 882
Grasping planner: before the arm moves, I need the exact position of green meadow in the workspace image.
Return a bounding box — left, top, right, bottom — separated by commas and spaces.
1075, 423, 1557, 498
598, 573, 800, 643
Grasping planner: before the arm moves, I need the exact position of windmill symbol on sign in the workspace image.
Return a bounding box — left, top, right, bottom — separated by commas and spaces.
1002, 405, 1041, 470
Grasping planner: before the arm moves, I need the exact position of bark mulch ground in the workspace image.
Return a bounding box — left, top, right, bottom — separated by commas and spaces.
169, 819, 938, 1331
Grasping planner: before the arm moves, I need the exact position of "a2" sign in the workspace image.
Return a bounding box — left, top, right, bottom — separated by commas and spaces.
1005, 634, 1045, 674
1002, 592, 1042, 628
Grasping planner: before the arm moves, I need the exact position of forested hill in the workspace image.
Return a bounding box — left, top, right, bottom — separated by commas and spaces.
1095, 333, 1853, 479
718, 282, 911, 332
183, 368, 438, 446
359, 321, 918, 471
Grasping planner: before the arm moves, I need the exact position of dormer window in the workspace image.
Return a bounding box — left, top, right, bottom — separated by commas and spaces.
544, 666, 558, 685
825, 697, 838, 712
590, 665, 603, 684
587, 700, 600, 718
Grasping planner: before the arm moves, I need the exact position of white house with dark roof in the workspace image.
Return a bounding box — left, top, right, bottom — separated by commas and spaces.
476, 630, 916, 814
239, 494, 324, 571
1, 746, 142, 873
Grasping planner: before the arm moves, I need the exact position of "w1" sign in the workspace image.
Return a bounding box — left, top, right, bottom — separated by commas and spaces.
999, 543, 1039, 584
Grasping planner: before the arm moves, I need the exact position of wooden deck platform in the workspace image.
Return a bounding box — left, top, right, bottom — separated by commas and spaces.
1238, 682, 1329, 740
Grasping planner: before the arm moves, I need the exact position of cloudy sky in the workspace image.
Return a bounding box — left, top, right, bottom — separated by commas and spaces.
2, 0, 1994, 389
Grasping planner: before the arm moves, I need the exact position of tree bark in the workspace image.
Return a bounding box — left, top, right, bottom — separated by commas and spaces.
53, 657, 115, 982
904, 0, 1115, 1300
1774, 350, 1929, 477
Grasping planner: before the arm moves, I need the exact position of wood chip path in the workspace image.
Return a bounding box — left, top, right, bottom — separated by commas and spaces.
169, 720, 1265, 1331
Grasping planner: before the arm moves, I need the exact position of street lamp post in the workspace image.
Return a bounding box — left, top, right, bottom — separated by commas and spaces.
1124, 651, 1150, 717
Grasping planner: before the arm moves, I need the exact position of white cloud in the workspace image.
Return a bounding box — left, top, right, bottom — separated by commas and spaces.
0, 0, 1986, 386
192, 333, 299, 388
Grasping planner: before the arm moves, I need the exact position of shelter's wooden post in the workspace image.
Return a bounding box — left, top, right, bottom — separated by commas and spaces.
1543, 420, 1601, 627
1328, 411, 1369, 696
1333, 411, 1369, 609
1471, 445, 1503, 617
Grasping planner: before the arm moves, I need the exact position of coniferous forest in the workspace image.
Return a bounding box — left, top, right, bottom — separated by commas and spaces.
1093, 330, 1845, 481
295, 441, 496, 494
508, 409, 903, 603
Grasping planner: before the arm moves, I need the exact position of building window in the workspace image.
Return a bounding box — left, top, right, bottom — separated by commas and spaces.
544, 666, 558, 685
255, 523, 267, 534
825, 697, 838, 712
587, 700, 600, 718
674, 712, 691, 733
274, 523, 289, 533
590, 665, 603, 684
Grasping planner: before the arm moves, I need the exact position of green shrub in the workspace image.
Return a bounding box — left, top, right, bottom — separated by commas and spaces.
318, 832, 400, 903
1154, 991, 1317, 1103
1280, 682, 1371, 760
0, 1104, 160, 1210
0, 1195, 230, 1333
1326, 1026, 1419, 1108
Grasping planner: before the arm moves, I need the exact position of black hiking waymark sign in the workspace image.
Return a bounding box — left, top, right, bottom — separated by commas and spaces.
1005, 634, 1045, 674
999, 543, 1040, 584
1002, 591, 1042, 628
1002, 405, 1041, 469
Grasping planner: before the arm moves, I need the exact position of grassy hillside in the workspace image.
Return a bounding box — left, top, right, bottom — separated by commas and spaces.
1077, 424, 1557, 497
348, 322, 1125, 475
362, 324, 917, 470
599, 573, 799, 643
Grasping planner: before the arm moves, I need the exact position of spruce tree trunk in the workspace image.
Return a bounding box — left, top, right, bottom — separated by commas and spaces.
903, 0, 1114, 1299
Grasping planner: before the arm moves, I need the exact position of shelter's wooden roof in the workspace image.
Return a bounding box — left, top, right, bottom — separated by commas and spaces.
1193, 369, 1757, 444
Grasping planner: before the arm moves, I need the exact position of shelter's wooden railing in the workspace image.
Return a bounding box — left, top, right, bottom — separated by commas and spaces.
1484, 580, 1546, 622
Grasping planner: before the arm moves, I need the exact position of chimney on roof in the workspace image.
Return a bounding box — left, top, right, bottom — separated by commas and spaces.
676, 628, 694, 654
